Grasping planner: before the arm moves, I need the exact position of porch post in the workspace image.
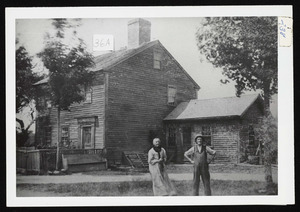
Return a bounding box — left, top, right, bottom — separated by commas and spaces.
176, 125, 184, 163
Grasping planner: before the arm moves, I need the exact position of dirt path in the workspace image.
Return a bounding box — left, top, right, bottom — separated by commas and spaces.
17, 172, 277, 185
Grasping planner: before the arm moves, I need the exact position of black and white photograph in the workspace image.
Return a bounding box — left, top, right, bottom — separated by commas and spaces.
6, 6, 294, 206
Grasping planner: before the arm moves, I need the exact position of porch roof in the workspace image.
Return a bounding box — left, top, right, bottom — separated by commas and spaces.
164, 94, 262, 121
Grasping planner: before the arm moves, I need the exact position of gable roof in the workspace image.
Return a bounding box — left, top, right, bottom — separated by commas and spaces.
92, 40, 200, 89
164, 94, 263, 121
33, 40, 200, 89
92, 40, 159, 72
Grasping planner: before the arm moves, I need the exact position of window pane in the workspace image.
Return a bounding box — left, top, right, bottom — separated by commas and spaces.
62, 127, 69, 137
168, 86, 176, 104
85, 92, 92, 103
44, 127, 51, 144
154, 60, 161, 69
153, 49, 162, 69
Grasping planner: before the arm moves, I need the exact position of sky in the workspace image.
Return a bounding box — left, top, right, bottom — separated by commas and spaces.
16, 17, 278, 127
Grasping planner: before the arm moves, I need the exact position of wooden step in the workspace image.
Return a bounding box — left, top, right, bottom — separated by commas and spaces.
123, 151, 149, 168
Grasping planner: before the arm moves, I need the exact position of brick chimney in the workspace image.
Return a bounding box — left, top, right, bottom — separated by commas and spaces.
128, 18, 151, 49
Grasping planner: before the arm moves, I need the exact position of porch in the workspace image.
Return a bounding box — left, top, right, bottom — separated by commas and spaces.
16, 148, 107, 174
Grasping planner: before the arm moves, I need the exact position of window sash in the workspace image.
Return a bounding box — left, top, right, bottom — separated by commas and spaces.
168, 86, 176, 104
44, 127, 51, 144
61, 127, 69, 138
84, 87, 93, 103
153, 49, 162, 69
154, 60, 161, 69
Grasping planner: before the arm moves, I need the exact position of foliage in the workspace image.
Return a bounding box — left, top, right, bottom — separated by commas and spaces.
16, 45, 42, 113
16, 117, 35, 147
37, 19, 95, 110
196, 17, 278, 185
255, 114, 278, 182
37, 19, 94, 169
196, 17, 277, 106
16, 42, 44, 146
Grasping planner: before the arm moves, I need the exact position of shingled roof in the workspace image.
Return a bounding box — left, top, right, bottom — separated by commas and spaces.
33, 40, 200, 89
164, 94, 263, 121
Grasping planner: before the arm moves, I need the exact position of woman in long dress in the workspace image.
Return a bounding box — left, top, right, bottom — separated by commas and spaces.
148, 138, 177, 196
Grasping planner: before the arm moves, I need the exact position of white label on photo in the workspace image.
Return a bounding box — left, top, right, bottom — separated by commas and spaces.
93, 34, 114, 51
279, 17, 293, 47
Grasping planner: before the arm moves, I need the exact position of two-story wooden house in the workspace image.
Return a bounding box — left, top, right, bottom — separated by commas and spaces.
34, 18, 200, 166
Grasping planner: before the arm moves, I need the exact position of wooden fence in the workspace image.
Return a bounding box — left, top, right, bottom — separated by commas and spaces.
16, 148, 106, 174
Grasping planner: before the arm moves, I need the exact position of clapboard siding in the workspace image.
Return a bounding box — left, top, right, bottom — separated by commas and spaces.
106, 44, 197, 162
212, 132, 239, 163
191, 120, 240, 164
165, 98, 264, 164
45, 82, 105, 149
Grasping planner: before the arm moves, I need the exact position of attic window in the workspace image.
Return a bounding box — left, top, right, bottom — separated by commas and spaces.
168, 85, 177, 105
153, 49, 162, 70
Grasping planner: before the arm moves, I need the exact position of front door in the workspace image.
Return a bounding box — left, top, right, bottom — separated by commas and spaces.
82, 126, 92, 149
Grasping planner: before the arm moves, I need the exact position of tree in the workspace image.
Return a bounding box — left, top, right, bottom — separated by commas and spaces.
196, 17, 277, 186
37, 19, 94, 170
255, 113, 278, 193
16, 43, 41, 146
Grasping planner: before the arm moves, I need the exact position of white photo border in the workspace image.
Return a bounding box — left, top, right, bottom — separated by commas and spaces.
6, 6, 294, 206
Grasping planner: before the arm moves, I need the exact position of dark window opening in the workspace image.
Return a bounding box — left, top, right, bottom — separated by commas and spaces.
44, 126, 51, 145
182, 127, 191, 146
168, 128, 176, 147
249, 125, 255, 146
202, 126, 212, 146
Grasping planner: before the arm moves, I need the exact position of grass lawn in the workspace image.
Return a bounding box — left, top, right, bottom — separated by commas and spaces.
17, 179, 277, 197
79, 163, 278, 177
167, 163, 278, 175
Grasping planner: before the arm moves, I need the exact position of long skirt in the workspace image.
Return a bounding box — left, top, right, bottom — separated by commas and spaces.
149, 163, 177, 196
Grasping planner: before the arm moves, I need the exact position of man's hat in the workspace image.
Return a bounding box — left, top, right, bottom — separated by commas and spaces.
194, 134, 203, 142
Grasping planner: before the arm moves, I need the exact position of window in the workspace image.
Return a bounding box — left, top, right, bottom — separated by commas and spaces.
44, 126, 51, 145
168, 85, 177, 105
84, 87, 92, 103
168, 127, 176, 147
61, 126, 69, 145
182, 127, 191, 146
202, 126, 212, 146
46, 99, 52, 108
248, 125, 255, 146
153, 49, 162, 69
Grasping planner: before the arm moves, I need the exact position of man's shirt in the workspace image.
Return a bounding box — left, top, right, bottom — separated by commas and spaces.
185, 145, 216, 156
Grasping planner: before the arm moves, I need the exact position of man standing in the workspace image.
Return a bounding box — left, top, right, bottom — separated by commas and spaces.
184, 134, 216, 196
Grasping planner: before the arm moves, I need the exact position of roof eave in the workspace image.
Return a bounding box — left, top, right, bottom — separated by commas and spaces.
164, 115, 241, 122
96, 40, 159, 71
240, 94, 262, 118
